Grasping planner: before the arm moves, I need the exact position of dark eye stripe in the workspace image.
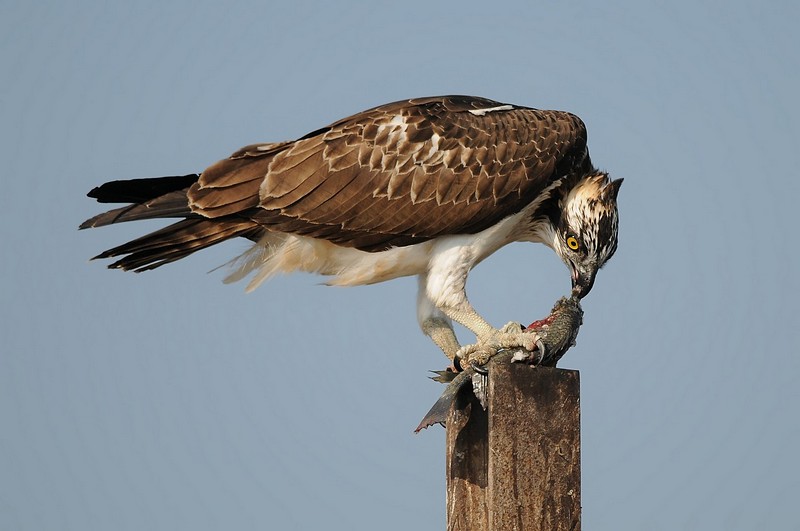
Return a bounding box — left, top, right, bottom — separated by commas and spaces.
595, 212, 619, 263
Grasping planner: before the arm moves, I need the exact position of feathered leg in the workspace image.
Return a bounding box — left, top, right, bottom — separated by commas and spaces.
423, 244, 541, 366
417, 275, 462, 360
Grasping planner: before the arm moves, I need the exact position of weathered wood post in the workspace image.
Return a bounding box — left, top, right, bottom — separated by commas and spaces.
446, 362, 581, 531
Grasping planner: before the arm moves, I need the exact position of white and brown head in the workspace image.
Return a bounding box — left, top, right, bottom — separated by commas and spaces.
550, 173, 622, 298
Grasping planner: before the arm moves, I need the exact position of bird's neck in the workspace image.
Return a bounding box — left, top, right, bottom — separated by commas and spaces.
520, 172, 587, 245
517, 188, 561, 245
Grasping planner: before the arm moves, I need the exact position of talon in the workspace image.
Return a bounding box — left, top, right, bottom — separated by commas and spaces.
458, 324, 546, 368
471, 361, 488, 375
535, 338, 546, 365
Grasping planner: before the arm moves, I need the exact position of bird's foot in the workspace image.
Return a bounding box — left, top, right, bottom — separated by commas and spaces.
455, 321, 544, 368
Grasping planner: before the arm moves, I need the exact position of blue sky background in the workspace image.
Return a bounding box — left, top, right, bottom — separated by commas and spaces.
2, 1, 798, 529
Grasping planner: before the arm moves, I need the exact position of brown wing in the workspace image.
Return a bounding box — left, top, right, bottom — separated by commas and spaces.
188, 96, 590, 251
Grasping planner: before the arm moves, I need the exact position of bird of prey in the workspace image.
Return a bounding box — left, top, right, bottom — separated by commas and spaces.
81, 95, 621, 364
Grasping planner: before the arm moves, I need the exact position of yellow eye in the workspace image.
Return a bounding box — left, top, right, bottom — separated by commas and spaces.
566, 236, 580, 251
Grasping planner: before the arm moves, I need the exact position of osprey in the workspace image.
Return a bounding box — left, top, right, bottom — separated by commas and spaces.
81, 96, 621, 364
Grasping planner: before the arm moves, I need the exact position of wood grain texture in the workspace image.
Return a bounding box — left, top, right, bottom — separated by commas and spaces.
446, 385, 489, 531
446, 364, 580, 531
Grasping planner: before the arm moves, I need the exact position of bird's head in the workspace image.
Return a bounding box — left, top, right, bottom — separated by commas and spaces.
551, 173, 622, 299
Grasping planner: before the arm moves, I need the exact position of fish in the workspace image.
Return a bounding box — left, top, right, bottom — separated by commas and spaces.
415, 296, 583, 432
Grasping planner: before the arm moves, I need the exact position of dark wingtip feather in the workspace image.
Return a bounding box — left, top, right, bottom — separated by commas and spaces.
79, 205, 134, 229
80, 190, 195, 230
87, 174, 199, 203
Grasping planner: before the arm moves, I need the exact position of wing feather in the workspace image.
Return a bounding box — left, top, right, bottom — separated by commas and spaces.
182, 96, 589, 251
188, 142, 293, 217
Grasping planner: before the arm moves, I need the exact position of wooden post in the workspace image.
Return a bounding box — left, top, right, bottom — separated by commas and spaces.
446, 362, 581, 531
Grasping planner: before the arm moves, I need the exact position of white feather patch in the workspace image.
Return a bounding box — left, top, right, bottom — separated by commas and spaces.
223, 233, 433, 291
468, 104, 514, 116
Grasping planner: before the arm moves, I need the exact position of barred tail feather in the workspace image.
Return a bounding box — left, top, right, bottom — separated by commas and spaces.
81, 174, 263, 272
80, 175, 200, 229
79, 191, 194, 229
94, 218, 262, 272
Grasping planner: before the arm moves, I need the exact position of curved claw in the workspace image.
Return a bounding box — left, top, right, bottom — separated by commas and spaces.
470, 361, 489, 375
535, 338, 546, 365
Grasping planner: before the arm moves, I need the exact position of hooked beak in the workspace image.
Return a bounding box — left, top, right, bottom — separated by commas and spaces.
570, 262, 598, 299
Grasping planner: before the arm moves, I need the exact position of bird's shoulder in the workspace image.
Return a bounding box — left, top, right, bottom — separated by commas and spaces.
317, 95, 587, 146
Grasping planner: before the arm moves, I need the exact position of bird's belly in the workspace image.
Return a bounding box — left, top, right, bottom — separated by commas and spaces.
324, 240, 434, 286
227, 208, 530, 291
225, 231, 434, 289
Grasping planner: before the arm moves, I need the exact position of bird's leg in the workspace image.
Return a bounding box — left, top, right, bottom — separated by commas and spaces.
421, 317, 462, 362
422, 266, 541, 368
417, 275, 462, 363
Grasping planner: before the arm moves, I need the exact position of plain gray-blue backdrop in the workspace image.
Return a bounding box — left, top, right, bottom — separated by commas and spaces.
2, 1, 798, 529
